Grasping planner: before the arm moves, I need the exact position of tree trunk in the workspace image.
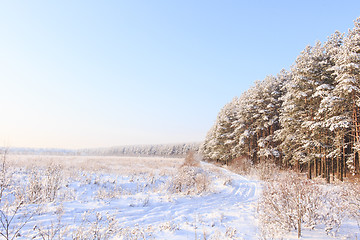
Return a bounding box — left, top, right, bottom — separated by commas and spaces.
322, 155, 325, 179
341, 152, 344, 181
332, 156, 335, 182
354, 99, 359, 174
326, 158, 330, 183
337, 154, 340, 180
297, 217, 301, 239
323, 155, 327, 180
319, 156, 322, 178
356, 152, 360, 175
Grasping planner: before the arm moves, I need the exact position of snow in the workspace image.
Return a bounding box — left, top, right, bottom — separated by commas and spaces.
3, 155, 261, 239
2, 155, 360, 239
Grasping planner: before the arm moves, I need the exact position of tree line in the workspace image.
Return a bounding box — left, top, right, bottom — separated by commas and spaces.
80, 142, 200, 157
200, 17, 360, 182
3, 142, 200, 157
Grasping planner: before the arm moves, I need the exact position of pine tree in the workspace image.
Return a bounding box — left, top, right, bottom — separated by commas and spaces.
255, 75, 284, 164
229, 89, 256, 161
279, 45, 316, 172
233, 81, 267, 164
201, 98, 239, 164
317, 31, 344, 180
331, 18, 360, 175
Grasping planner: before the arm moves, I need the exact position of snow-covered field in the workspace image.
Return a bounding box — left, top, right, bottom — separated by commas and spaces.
2, 155, 260, 239
1, 154, 359, 239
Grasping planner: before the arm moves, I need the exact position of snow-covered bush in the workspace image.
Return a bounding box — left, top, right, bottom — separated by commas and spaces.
27, 170, 43, 203
258, 172, 309, 238
258, 171, 355, 238
344, 181, 360, 229
96, 185, 123, 200
229, 157, 280, 181
71, 211, 118, 240
117, 224, 154, 240
229, 156, 253, 175
158, 221, 179, 232
181, 150, 200, 167
250, 160, 279, 181
44, 164, 63, 202
0, 151, 12, 202
321, 186, 349, 235
0, 150, 38, 239
169, 166, 210, 195
33, 204, 67, 240
168, 151, 210, 195
26, 164, 63, 203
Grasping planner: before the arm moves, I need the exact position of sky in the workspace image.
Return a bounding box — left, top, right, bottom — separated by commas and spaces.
1, 1, 360, 149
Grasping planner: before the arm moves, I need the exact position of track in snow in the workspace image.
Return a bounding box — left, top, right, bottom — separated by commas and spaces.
112, 161, 261, 239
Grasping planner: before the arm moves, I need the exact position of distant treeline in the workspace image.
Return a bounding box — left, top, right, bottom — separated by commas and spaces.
2, 147, 77, 156
1, 142, 200, 157
80, 142, 200, 157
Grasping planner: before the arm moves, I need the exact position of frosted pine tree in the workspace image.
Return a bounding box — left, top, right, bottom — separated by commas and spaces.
200, 124, 217, 161
255, 75, 284, 164
278, 45, 318, 171
233, 83, 264, 163
330, 18, 360, 175
316, 31, 344, 180
201, 98, 239, 164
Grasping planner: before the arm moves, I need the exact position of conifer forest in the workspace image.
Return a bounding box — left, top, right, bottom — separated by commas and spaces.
201, 17, 360, 183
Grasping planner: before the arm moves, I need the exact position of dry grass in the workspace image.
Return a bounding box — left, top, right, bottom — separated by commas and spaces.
6, 154, 182, 176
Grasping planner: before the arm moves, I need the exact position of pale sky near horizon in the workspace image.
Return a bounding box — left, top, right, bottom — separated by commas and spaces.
1, 1, 360, 149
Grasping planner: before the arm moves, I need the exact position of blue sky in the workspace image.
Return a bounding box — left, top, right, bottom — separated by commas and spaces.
1, 1, 359, 148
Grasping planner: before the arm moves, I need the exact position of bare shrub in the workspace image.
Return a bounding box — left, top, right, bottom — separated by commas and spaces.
158, 221, 179, 232
344, 181, 360, 231
229, 157, 279, 181
95, 186, 123, 200
169, 152, 210, 195
44, 164, 63, 202
34, 204, 67, 240
251, 160, 279, 181
27, 171, 43, 203
258, 172, 309, 238
169, 166, 210, 195
181, 151, 200, 167
26, 164, 63, 203
225, 226, 237, 238
258, 171, 353, 238
117, 224, 154, 240
71, 211, 118, 240
229, 156, 253, 175
0, 149, 11, 202
0, 150, 38, 239
208, 226, 237, 240
0, 195, 38, 240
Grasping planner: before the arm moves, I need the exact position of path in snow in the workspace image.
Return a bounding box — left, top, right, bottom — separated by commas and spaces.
76, 162, 259, 238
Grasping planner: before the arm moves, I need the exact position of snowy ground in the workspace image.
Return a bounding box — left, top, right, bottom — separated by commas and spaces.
1, 155, 260, 239
1, 155, 359, 239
